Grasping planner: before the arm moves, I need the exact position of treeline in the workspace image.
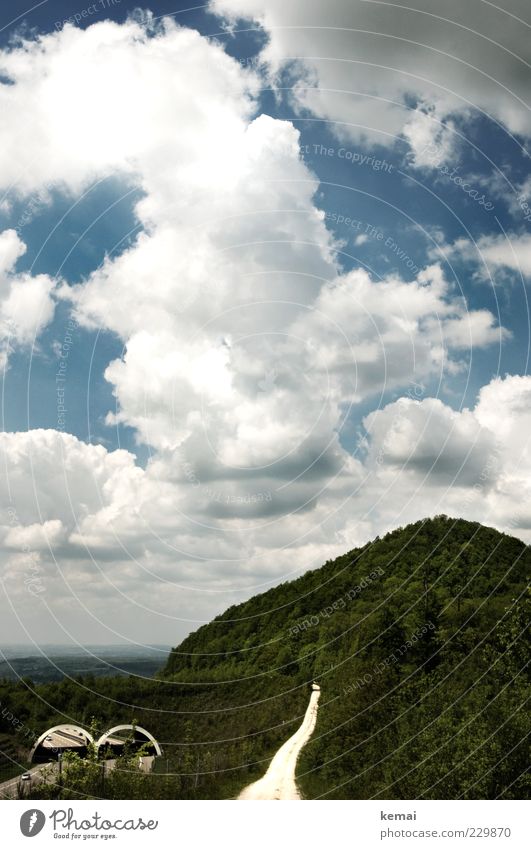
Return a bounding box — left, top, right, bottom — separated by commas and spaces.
163, 516, 530, 799
0, 673, 308, 799
1, 516, 529, 799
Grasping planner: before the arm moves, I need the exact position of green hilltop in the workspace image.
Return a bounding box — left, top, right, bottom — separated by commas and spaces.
1, 515, 529, 799
162, 515, 530, 798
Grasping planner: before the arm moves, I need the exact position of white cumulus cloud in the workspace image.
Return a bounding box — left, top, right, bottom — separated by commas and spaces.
0, 229, 57, 368
0, 13, 524, 644
211, 0, 531, 160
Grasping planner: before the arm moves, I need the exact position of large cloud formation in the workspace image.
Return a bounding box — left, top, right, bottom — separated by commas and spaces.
211, 0, 531, 161
2, 373, 531, 644
0, 13, 527, 643
362, 374, 531, 537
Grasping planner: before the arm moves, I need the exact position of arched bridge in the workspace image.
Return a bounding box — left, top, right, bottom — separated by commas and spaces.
30, 725, 94, 763
95, 725, 162, 758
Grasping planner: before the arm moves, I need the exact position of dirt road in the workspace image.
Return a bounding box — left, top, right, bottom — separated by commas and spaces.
238, 684, 320, 800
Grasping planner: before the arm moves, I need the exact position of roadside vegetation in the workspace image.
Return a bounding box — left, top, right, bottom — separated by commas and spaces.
1, 517, 528, 799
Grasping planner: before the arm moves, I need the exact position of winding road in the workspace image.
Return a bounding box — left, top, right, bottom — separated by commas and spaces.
0, 756, 153, 799
0, 762, 56, 799
238, 684, 320, 800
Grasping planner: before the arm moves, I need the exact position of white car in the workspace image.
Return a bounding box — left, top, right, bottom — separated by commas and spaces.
21, 773, 31, 781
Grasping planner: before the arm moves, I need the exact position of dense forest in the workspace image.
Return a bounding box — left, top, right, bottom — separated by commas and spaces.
1, 516, 529, 799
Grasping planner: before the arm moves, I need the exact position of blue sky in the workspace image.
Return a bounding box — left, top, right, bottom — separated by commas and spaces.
0, 0, 530, 645
1, 0, 529, 449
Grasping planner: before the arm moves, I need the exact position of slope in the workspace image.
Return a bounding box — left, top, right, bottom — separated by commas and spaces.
163, 516, 530, 799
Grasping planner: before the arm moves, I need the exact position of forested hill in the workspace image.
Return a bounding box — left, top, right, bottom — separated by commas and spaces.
1, 516, 528, 800
163, 515, 528, 684
162, 516, 529, 799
